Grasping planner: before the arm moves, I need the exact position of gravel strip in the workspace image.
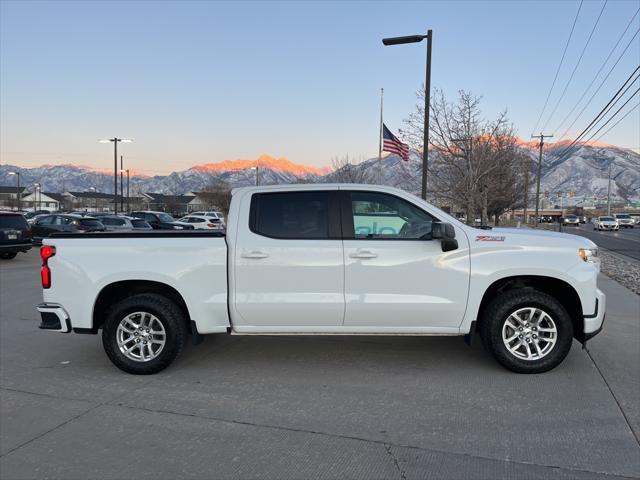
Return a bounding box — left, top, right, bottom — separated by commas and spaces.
598, 249, 640, 295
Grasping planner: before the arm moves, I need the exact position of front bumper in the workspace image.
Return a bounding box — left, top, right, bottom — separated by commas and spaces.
584, 288, 606, 340
36, 303, 71, 333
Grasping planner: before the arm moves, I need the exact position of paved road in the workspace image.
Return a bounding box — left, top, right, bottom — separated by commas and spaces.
1, 251, 639, 479
558, 224, 640, 261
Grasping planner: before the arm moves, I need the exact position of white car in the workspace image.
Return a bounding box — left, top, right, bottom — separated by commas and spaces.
593, 216, 619, 231
613, 214, 634, 228
178, 215, 225, 231
36, 184, 605, 375
562, 215, 580, 227
190, 211, 225, 222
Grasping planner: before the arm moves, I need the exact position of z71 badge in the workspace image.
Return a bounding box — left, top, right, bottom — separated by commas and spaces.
475, 235, 506, 242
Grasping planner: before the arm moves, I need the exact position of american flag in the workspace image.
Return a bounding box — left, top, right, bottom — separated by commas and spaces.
382, 124, 409, 161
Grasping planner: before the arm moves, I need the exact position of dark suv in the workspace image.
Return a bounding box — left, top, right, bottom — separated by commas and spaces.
0, 212, 32, 259
130, 211, 194, 230
31, 214, 105, 244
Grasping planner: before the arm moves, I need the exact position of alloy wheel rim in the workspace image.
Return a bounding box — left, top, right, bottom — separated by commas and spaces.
502, 307, 557, 361
116, 312, 166, 362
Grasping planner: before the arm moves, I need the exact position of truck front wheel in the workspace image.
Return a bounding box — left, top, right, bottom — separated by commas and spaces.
479, 289, 573, 373
102, 293, 187, 375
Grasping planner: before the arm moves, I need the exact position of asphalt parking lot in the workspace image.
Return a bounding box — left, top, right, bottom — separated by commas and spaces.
1, 250, 639, 479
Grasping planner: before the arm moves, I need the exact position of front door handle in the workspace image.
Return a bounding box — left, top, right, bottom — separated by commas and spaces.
241, 251, 269, 259
350, 250, 378, 259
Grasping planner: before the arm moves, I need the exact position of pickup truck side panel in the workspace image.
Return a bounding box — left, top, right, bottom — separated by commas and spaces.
43, 237, 229, 334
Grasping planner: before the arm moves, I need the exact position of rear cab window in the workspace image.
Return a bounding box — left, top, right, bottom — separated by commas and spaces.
250, 191, 338, 239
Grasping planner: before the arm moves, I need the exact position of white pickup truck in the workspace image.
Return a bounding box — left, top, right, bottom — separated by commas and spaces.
37, 184, 605, 375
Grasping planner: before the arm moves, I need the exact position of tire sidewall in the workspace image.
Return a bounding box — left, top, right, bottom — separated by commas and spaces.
482, 290, 573, 374
102, 294, 186, 375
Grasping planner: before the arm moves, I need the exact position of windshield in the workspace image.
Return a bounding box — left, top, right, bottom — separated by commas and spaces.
566, 215, 577, 219
600, 217, 615, 221
158, 213, 174, 222
615, 214, 630, 219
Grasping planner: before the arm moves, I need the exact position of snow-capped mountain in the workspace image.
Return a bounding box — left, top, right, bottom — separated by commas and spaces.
1, 144, 638, 203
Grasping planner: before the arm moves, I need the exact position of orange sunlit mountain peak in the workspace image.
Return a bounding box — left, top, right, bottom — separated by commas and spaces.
190, 154, 330, 176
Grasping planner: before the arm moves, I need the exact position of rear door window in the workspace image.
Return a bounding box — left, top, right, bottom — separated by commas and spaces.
250, 191, 331, 239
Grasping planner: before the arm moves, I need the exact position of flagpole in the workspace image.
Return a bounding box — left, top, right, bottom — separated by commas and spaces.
378, 87, 384, 184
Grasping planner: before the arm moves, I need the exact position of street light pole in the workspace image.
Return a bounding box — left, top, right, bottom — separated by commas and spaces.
34, 184, 40, 211
99, 138, 132, 215
120, 155, 124, 213
8, 172, 20, 211
382, 30, 432, 200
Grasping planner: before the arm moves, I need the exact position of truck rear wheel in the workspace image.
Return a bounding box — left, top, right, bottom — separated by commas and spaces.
102, 293, 187, 375
479, 289, 573, 373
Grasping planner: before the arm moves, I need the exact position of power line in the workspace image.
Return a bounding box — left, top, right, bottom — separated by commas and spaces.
558, 26, 640, 141
593, 102, 639, 143
554, 65, 640, 160
583, 88, 640, 144
531, 0, 583, 135
541, 0, 608, 132
553, 7, 639, 136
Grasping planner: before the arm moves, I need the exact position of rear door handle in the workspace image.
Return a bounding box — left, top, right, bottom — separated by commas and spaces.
241, 251, 269, 259
349, 250, 378, 259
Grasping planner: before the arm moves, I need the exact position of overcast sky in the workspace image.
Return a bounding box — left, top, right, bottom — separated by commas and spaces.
1, 0, 638, 174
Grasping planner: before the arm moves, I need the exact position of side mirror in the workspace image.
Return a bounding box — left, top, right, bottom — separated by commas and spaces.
431, 222, 458, 252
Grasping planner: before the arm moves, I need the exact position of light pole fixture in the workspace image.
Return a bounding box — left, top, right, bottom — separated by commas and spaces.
382, 30, 432, 200
89, 187, 98, 212
251, 166, 259, 186
120, 169, 130, 212
8, 171, 20, 211
99, 138, 132, 214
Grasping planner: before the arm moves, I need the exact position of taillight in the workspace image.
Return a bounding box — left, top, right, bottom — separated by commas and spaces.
207, 224, 215, 228
40, 245, 56, 289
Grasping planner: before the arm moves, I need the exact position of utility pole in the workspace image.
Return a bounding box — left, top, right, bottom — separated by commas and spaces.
606, 161, 613, 216
531, 133, 553, 228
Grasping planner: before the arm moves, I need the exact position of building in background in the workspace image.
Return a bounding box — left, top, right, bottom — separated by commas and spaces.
20, 191, 65, 211
0, 186, 27, 210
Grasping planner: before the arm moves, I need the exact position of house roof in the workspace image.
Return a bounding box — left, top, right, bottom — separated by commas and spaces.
66, 191, 116, 200
22, 191, 65, 202
143, 193, 195, 204
0, 186, 27, 194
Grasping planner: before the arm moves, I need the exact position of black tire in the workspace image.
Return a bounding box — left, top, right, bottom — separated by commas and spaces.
0, 252, 18, 260
102, 293, 187, 375
479, 289, 573, 374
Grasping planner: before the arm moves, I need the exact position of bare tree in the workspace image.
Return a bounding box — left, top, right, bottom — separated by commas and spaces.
400, 88, 526, 224
200, 180, 232, 214
330, 155, 373, 184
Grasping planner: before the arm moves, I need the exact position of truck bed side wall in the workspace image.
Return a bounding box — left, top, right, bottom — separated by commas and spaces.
42, 237, 229, 334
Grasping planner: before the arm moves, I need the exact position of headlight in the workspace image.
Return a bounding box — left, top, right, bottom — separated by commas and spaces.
578, 248, 598, 263
173, 225, 184, 230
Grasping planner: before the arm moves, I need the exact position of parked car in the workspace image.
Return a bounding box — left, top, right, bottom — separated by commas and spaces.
37, 184, 605, 375
562, 214, 580, 227
613, 214, 634, 228
0, 212, 32, 259
190, 211, 225, 222
593, 216, 619, 231
130, 211, 195, 230
24, 210, 52, 220
99, 215, 153, 231
177, 215, 226, 231
31, 214, 105, 244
